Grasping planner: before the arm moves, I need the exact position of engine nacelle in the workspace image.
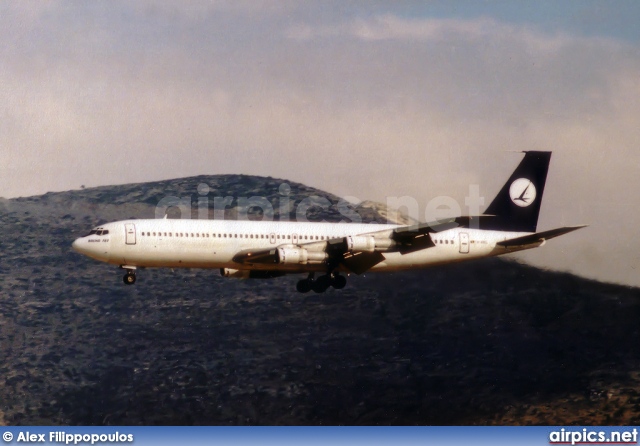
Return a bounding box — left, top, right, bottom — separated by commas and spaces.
220, 268, 251, 279
345, 235, 376, 253
345, 235, 395, 252
276, 247, 328, 265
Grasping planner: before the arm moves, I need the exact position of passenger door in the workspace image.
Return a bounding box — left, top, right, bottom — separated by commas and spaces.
125, 223, 136, 245
459, 232, 469, 254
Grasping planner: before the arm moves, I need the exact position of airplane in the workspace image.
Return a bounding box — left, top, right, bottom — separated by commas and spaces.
72, 151, 586, 293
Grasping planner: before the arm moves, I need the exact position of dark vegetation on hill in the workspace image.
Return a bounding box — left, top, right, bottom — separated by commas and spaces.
0, 175, 638, 425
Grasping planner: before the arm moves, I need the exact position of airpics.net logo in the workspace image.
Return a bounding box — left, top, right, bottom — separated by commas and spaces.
153, 182, 488, 227
549, 428, 638, 445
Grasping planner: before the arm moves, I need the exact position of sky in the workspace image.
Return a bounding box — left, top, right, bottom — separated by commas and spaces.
1, 1, 639, 286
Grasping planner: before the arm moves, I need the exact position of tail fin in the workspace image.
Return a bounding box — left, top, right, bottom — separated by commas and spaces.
484, 151, 551, 232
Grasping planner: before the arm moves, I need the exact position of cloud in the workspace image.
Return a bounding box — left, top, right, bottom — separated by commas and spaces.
287, 14, 592, 54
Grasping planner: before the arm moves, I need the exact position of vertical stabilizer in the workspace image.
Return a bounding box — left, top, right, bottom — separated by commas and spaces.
484, 151, 551, 232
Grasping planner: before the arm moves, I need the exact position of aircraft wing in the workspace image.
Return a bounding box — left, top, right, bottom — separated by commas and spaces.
389, 220, 459, 253
497, 225, 587, 248
232, 220, 461, 273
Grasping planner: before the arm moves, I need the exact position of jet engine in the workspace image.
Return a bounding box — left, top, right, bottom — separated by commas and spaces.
275, 247, 328, 265
345, 235, 395, 252
220, 268, 251, 278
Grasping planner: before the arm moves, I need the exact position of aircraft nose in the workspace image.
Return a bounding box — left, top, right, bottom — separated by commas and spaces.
72, 237, 92, 255
71, 235, 111, 261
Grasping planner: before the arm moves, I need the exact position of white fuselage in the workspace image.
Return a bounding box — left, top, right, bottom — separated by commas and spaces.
72, 219, 532, 274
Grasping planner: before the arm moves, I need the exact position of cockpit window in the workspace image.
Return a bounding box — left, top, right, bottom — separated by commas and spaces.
84, 228, 109, 237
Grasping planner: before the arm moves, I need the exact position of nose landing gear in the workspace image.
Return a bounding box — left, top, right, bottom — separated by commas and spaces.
121, 266, 137, 285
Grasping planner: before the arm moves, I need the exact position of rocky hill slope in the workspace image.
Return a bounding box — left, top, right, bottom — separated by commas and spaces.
0, 175, 639, 425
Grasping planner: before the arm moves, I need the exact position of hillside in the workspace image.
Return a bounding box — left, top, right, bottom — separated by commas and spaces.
0, 175, 639, 425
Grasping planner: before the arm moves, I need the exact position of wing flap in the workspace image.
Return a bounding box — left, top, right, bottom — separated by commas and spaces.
341, 251, 385, 275
390, 220, 457, 254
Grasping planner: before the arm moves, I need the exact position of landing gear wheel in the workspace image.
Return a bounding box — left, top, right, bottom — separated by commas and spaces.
312, 275, 331, 293
331, 274, 347, 289
123, 272, 137, 285
296, 279, 312, 293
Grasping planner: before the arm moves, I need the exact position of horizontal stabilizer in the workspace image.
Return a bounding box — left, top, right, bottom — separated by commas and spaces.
497, 225, 587, 248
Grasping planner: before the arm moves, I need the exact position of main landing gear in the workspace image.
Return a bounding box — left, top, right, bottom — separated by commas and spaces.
296, 272, 347, 294
122, 268, 137, 285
